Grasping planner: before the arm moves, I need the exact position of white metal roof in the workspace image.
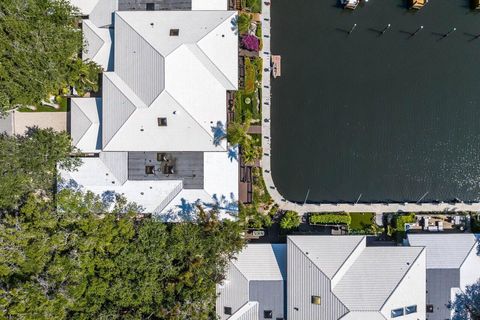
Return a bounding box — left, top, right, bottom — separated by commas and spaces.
82, 20, 113, 71
70, 98, 101, 152
102, 10, 237, 152
232, 244, 286, 281
65, 9, 238, 220
288, 235, 365, 279
70, 0, 99, 15
70, 0, 117, 27
408, 234, 478, 269
333, 247, 424, 311
192, 0, 227, 10
228, 302, 259, 320
340, 311, 386, 320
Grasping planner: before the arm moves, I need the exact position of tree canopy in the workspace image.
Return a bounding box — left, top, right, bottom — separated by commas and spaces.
0, 128, 79, 210
452, 279, 480, 320
0, 190, 245, 319
0, 0, 101, 112
0, 130, 246, 319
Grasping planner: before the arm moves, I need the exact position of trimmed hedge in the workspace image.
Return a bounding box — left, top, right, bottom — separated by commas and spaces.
309, 213, 351, 225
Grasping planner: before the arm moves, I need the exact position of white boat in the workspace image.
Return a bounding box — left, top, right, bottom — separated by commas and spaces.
341, 0, 360, 9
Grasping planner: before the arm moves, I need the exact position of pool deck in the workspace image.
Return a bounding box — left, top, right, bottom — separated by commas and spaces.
260, 0, 480, 214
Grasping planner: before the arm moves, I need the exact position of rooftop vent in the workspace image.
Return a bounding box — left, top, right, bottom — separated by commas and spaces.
170, 29, 179, 36
311, 296, 321, 305
158, 117, 167, 126
224, 307, 232, 315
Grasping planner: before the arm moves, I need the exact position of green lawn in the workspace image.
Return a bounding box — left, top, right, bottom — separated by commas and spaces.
18, 97, 68, 112
349, 212, 375, 231
235, 89, 261, 122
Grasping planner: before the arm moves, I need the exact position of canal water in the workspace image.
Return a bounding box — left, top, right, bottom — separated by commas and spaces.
271, 0, 480, 203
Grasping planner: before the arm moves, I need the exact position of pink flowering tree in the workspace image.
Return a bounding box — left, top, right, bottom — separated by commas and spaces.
242, 35, 260, 51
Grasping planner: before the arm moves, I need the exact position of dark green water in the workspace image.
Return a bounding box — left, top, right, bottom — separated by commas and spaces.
271, 0, 480, 203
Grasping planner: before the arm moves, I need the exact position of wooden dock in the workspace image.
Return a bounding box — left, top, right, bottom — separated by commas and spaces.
272, 55, 281, 78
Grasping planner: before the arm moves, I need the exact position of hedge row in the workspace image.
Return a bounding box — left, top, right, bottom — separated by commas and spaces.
309, 213, 351, 225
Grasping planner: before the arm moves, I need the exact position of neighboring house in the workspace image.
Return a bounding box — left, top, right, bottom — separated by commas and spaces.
288, 236, 426, 320
61, 7, 239, 221
408, 234, 480, 320
217, 236, 426, 320
217, 244, 287, 320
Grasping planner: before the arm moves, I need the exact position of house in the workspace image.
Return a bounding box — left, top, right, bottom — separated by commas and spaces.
75, 0, 230, 71
61, 6, 239, 220
408, 234, 480, 320
217, 244, 287, 320
217, 236, 426, 320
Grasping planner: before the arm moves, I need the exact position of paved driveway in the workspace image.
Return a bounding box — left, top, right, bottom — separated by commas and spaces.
12, 111, 68, 135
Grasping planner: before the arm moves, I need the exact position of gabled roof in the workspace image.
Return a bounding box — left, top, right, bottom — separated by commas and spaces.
333, 247, 424, 311
60, 154, 126, 186
82, 20, 113, 71
408, 234, 478, 269
70, 0, 117, 27
229, 302, 259, 320
102, 10, 238, 152
70, 98, 101, 152
340, 311, 386, 320
288, 235, 365, 279
287, 236, 425, 318
232, 244, 286, 281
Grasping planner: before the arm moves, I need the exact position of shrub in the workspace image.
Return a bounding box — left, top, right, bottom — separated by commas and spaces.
244, 58, 256, 94
242, 34, 260, 52
309, 213, 351, 225
280, 211, 301, 230
237, 13, 252, 34
394, 213, 416, 232
245, 0, 261, 13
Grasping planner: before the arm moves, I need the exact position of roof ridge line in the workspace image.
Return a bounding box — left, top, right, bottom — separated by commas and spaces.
459, 238, 478, 269
163, 89, 226, 151
195, 14, 237, 89
99, 152, 126, 185
115, 12, 167, 58
190, 43, 237, 90
72, 99, 94, 145
379, 247, 426, 311
83, 20, 105, 59
102, 74, 139, 149
331, 236, 366, 285
288, 237, 350, 313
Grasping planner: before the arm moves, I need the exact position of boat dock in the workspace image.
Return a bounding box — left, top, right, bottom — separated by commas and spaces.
272, 55, 281, 78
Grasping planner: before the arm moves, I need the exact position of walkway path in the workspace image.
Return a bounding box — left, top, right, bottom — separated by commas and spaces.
259, 1, 480, 214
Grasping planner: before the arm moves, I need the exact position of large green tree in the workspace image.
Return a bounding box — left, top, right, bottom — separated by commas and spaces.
0, 190, 245, 319
0, 128, 79, 209
0, 0, 101, 112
